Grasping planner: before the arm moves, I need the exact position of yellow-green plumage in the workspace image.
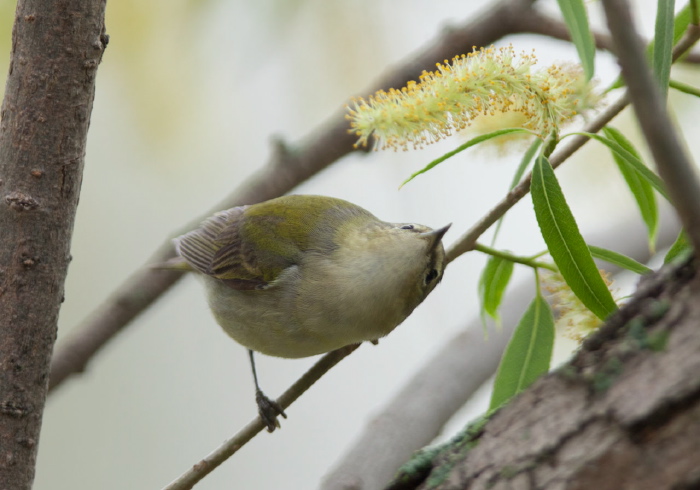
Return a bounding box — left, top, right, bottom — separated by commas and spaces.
172, 195, 449, 358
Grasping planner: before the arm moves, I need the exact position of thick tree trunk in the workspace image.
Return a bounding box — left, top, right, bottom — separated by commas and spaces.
0, 1, 106, 488
391, 258, 700, 490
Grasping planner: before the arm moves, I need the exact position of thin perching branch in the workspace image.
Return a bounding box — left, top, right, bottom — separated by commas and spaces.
162, 344, 360, 490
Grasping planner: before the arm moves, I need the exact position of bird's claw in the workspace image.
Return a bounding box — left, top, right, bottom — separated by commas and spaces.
256, 389, 287, 433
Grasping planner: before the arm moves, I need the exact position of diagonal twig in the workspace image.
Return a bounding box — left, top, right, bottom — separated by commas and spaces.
162, 344, 360, 490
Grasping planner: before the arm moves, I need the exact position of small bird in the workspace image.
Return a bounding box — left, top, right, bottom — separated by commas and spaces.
165, 195, 449, 431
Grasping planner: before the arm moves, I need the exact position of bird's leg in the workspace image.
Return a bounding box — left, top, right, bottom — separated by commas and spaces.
248, 349, 287, 432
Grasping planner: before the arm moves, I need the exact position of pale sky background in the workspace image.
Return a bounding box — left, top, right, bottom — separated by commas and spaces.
0, 0, 698, 488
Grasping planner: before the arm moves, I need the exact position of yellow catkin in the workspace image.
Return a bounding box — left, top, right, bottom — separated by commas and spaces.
543, 271, 618, 343
346, 45, 599, 151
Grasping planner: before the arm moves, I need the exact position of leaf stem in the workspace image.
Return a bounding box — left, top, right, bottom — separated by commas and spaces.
669, 78, 700, 97
474, 243, 558, 272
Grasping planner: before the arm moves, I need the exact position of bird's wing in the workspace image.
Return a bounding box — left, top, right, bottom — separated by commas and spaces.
174, 205, 303, 290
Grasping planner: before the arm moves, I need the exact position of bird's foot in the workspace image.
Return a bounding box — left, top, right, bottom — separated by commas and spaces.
256, 389, 287, 433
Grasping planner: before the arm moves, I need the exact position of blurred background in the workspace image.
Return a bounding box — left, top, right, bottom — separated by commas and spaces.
0, 0, 697, 488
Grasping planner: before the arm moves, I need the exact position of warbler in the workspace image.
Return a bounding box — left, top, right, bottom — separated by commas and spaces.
165, 195, 449, 431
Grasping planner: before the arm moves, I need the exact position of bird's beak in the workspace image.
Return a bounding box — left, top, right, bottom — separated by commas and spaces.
421, 223, 451, 249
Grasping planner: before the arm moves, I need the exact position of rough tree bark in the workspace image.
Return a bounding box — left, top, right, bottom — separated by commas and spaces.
0, 0, 107, 488
389, 257, 700, 490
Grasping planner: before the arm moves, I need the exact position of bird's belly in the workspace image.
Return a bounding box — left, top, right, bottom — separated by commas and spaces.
201, 275, 405, 358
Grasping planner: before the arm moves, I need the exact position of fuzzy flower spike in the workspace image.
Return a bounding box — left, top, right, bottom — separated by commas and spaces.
347, 45, 600, 151
543, 270, 619, 343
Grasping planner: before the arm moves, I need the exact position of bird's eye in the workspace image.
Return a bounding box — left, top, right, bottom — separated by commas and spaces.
425, 268, 439, 284
401, 224, 414, 230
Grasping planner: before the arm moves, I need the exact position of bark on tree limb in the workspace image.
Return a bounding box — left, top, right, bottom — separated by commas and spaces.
390, 258, 700, 490
321, 211, 681, 490
0, 0, 106, 488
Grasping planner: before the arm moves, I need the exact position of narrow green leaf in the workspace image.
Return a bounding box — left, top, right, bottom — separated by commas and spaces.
574, 132, 670, 201
649, 3, 690, 59
556, 0, 596, 81
479, 256, 515, 324
669, 79, 700, 97
653, 0, 675, 100
531, 156, 618, 320
664, 230, 692, 263
589, 245, 653, 275
489, 294, 555, 410
509, 138, 543, 190
401, 128, 534, 187
602, 127, 658, 249
610, 4, 691, 90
